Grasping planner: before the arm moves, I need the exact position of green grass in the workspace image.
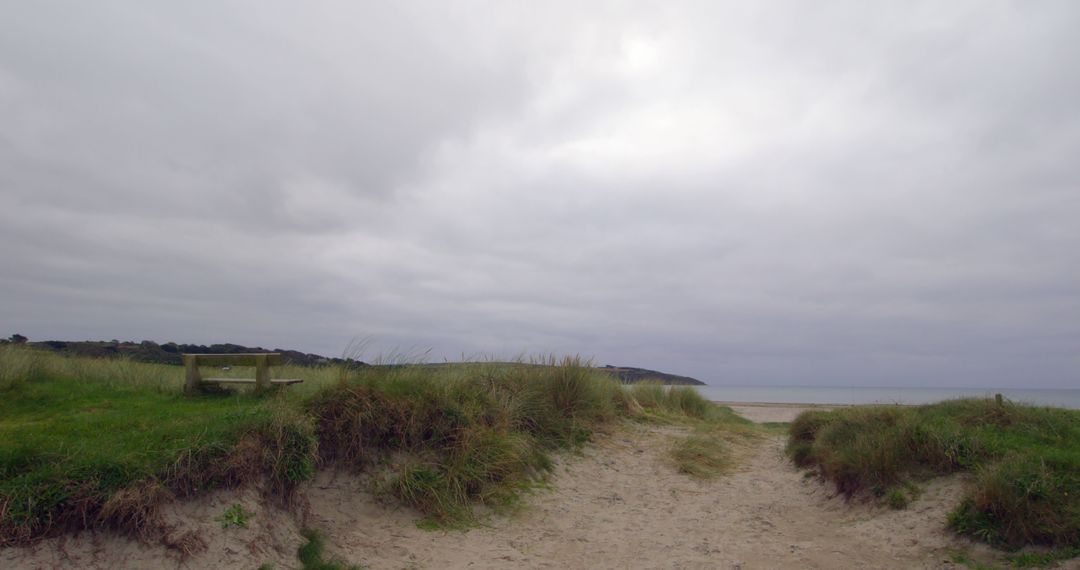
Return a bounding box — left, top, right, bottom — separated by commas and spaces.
0, 370, 318, 545
885, 487, 909, 510
627, 382, 752, 425
297, 529, 364, 570
948, 550, 1002, 570
759, 421, 791, 434
216, 503, 252, 529
312, 357, 637, 524
786, 399, 1080, 549
621, 383, 756, 480
670, 435, 731, 479
948, 545, 1080, 569
0, 347, 745, 547
1007, 547, 1080, 567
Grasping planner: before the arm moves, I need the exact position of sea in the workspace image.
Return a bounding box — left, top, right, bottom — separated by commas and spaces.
691, 385, 1080, 409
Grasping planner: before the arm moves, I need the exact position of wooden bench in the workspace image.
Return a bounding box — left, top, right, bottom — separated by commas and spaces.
182, 353, 302, 395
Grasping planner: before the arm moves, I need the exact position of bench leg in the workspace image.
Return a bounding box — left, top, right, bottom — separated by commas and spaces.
184, 355, 201, 395
255, 354, 270, 395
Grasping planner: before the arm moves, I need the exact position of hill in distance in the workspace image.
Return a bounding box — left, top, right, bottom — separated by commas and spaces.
12, 337, 354, 367
596, 365, 705, 385
4, 335, 705, 385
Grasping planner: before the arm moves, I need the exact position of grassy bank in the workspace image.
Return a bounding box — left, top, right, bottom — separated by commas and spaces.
787, 399, 1080, 549
0, 346, 734, 547
0, 346, 319, 548
626, 381, 757, 478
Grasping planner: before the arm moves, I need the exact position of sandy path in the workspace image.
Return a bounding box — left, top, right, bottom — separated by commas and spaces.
722, 403, 835, 423
3, 423, 1058, 570
311, 426, 971, 570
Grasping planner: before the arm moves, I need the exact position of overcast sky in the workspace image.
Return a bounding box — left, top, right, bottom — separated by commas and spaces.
2, 1, 1078, 388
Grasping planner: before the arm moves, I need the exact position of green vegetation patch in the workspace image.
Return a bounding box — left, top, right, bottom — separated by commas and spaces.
311, 357, 630, 525
297, 529, 364, 570
786, 399, 1080, 549
670, 435, 731, 479
1007, 546, 1080, 568
216, 503, 252, 529
0, 347, 748, 548
0, 349, 317, 546
627, 383, 753, 426
626, 384, 756, 481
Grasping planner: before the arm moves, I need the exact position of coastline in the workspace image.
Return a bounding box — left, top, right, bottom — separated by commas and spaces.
700, 385, 1080, 409
715, 401, 845, 423
1, 420, 979, 569
713, 400, 849, 408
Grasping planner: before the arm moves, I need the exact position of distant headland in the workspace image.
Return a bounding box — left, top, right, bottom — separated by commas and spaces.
4, 336, 705, 385
595, 365, 705, 385
9, 337, 353, 367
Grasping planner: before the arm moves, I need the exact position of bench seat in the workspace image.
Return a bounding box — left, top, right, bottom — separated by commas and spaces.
183, 353, 303, 395
202, 377, 304, 385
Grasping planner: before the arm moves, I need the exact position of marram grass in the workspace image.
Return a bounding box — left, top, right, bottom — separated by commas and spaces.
670, 435, 731, 479
787, 399, 1080, 549
0, 347, 738, 547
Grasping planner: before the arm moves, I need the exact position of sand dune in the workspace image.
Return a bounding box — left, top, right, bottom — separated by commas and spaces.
2, 416, 1054, 569
721, 402, 837, 423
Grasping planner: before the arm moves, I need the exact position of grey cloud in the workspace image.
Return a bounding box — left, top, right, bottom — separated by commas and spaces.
2, 1, 1078, 388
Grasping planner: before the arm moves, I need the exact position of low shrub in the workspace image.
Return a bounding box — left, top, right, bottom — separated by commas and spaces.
948, 455, 1080, 547
0, 345, 45, 390
787, 399, 1080, 548
0, 348, 741, 546
312, 358, 627, 523
670, 435, 730, 479
628, 382, 746, 425
297, 529, 363, 570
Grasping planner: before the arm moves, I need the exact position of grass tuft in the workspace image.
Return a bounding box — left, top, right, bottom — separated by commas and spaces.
886, 487, 909, 510
313, 358, 627, 525
670, 435, 731, 479
0, 347, 324, 546
0, 346, 748, 546
297, 529, 363, 570
628, 382, 750, 426
0, 345, 46, 390
215, 503, 251, 529
1007, 546, 1080, 568
787, 399, 1080, 549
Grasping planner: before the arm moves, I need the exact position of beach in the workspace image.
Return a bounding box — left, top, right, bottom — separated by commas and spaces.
719, 402, 839, 423
3, 401, 1031, 570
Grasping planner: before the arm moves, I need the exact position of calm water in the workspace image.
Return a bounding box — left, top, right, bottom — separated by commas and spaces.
692, 385, 1080, 409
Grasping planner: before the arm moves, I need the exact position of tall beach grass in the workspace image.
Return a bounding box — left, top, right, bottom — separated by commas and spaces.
0, 347, 738, 547
787, 399, 1080, 548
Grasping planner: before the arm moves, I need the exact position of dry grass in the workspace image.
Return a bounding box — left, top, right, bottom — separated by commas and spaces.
1, 347, 750, 546
670, 435, 732, 479
787, 399, 1080, 549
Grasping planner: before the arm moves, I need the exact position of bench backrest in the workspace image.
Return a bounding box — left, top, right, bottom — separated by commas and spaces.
182, 353, 284, 395
183, 353, 284, 367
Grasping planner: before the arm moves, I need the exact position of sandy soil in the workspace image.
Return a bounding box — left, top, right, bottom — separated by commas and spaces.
3, 421, 1074, 569
721, 403, 836, 424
